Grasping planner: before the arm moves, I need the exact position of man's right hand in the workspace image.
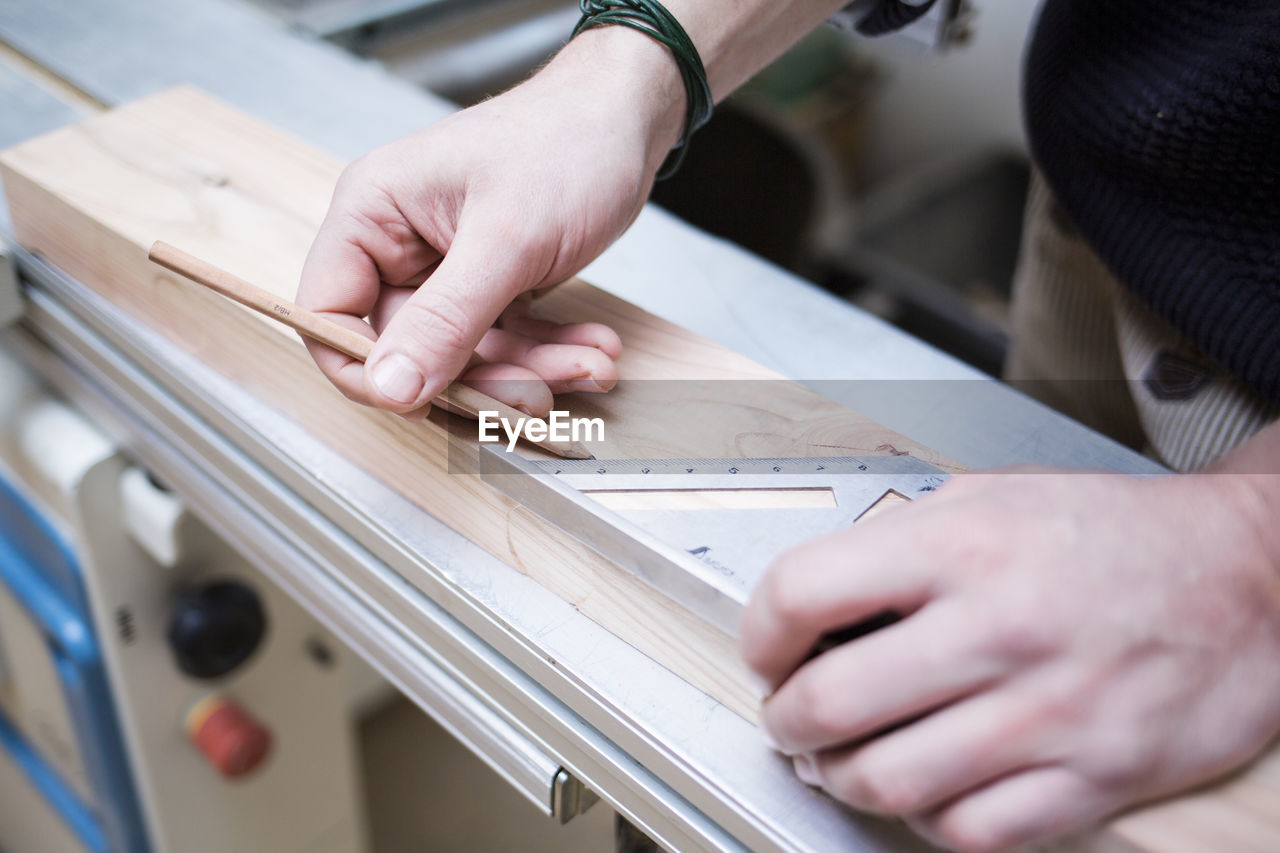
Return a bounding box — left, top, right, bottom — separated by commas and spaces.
296, 27, 685, 418
295, 0, 855, 418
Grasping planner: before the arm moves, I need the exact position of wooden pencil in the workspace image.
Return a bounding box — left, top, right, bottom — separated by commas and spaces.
148, 241, 592, 459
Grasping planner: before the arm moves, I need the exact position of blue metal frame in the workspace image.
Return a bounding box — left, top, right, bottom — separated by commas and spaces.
0, 705, 107, 852
0, 471, 149, 853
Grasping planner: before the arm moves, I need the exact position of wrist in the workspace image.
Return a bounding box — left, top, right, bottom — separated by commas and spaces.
543, 25, 687, 175
1197, 472, 1280, 587
1205, 421, 1280, 575
1236, 475, 1280, 576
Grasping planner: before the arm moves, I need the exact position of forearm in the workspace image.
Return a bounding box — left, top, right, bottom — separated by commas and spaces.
653, 0, 854, 101
541, 1, 852, 170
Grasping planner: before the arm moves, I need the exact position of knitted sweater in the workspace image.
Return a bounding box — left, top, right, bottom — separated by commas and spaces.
847, 1, 1280, 403
1024, 0, 1280, 404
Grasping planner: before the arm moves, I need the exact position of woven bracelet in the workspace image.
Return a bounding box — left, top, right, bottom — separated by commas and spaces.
573, 0, 714, 179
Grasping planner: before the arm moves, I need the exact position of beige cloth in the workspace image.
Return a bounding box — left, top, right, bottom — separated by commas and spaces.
1003, 174, 1278, 473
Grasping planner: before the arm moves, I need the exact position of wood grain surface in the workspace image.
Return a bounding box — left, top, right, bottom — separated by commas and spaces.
2, 86, 1270, 852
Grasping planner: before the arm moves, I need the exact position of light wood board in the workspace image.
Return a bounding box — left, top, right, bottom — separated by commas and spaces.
0, 85, 958, 715
2, 86, 1271, 851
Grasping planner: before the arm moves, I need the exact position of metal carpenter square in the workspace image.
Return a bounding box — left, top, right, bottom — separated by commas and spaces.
480, 447, 948, 636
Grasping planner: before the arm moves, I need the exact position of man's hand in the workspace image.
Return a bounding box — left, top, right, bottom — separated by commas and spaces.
296, 28, 685, 418
741, 465, 1280, 852
294, 0, 857, 417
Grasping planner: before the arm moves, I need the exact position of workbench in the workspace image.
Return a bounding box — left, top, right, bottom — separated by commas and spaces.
0, 1, 1161, 851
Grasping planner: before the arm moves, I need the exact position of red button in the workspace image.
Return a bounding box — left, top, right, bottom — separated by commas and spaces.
185, 695, 272, 778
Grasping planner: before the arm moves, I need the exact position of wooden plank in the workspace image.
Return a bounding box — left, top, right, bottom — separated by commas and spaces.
4, 85, 1271, 850
1102, 756, 1280, 853
0, 85, 957, 719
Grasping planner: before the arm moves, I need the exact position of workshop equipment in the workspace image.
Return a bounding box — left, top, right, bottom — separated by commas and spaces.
824, 150, 1030, 375
0, 350, 368, 853
0, 371, 147, 853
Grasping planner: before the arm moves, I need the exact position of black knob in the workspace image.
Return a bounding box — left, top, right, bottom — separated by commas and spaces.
167, 580, 267, 679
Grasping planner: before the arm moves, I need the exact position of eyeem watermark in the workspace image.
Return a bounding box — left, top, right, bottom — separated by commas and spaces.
478, 410, 605, 452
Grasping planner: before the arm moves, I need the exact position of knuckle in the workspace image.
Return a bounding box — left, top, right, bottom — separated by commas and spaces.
922, 809, 1013, 853
842, 761, 924, 815
508, 238, 555, 282
762, 560, 816, 630
342, 148, 388, 182
937, 821, 1006, 853
336, 384, 367, 405
334, 156, 374, 194
937, 514, 999, 567
738, 628, 771, 677
799, 679, 849, 744
983, 606, 1055, 662
574, 345, 614, 375
397, 295, 474, 358
1083, 731, 1157, 787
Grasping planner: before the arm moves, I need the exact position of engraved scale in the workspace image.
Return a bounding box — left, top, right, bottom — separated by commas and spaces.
480, 448, 949, 636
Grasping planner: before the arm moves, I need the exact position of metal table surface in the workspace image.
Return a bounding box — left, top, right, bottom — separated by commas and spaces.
0, 2, 1161, 851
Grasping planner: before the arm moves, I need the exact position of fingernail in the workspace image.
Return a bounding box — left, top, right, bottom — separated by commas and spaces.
747, 673, 773, 698
516, 405, 535, 417
567, 377, 605, 393
793, 754, 821, 787
370, 353, 425, 404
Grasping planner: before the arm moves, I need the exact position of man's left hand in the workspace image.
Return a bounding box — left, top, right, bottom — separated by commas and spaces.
741, 468, 1280, 851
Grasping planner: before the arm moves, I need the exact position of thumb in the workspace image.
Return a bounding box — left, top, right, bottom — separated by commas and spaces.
364, 224, 536, 412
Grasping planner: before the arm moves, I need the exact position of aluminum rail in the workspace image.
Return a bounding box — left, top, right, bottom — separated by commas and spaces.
4, 245, 930, 852
2, 312, 566, 820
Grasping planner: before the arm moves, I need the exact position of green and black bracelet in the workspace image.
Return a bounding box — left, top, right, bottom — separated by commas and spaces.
573, 0, 713, 179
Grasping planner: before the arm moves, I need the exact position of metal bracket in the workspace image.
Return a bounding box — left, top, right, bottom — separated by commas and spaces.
0, 237, 23, 328
552, 768, 600, 825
